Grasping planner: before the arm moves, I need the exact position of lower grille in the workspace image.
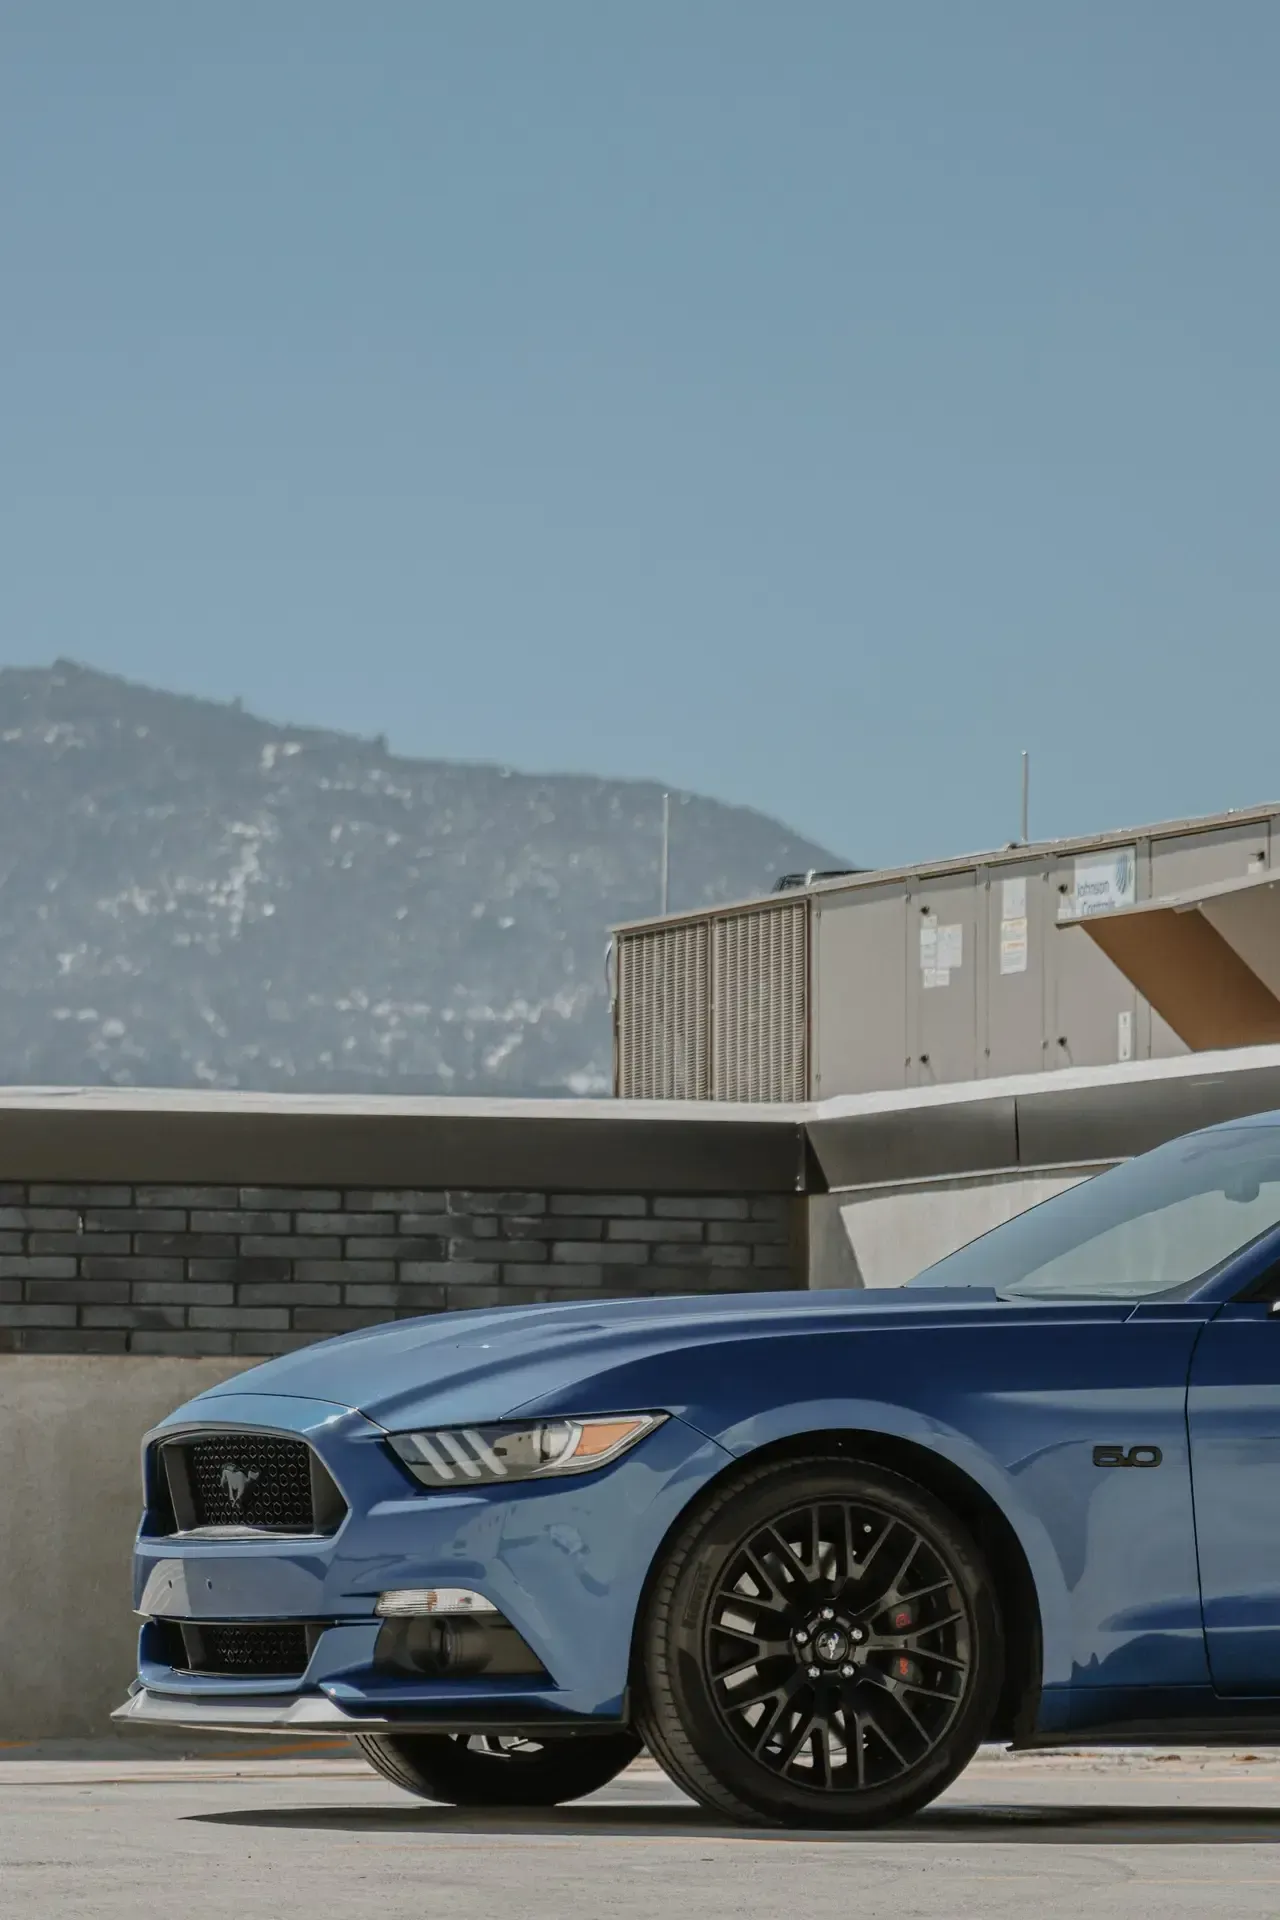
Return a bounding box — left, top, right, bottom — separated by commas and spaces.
156, 1620, 315, 1679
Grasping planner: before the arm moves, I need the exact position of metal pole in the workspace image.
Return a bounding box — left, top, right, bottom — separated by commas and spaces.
660, 792, 670, 915
1020, 751, 1030, 846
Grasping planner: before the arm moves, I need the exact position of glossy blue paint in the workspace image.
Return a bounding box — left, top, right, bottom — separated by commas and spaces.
138, 1392, 734, 1718
126, 1110, 1280, 1744
515, 1297, 1212, 1692
1189, 1300, 1280, 1693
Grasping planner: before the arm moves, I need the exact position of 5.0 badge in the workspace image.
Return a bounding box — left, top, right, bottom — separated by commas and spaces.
1092, 1445, 1163, 1469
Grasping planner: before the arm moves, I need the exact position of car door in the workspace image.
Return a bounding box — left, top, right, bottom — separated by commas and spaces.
1188, 1278, 1280, 1693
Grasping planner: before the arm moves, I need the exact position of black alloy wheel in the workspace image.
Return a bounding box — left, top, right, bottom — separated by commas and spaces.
355, 1728, 642, 1806
638, 1458, 1002, 1827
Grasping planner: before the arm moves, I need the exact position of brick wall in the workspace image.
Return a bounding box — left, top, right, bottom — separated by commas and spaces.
0, 1184, 801, 1355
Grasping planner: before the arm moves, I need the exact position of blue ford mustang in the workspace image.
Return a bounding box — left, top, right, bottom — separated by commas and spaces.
116, 1114, 1280, 1826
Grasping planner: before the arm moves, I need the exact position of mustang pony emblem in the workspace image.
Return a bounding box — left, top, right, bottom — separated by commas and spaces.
219, 1464, 260, 1509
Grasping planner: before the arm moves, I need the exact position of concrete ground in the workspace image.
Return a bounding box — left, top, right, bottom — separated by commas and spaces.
3, 1743, 1280, 1919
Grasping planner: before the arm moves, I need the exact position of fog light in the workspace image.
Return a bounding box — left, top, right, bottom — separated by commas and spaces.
375, 1587, 498, 1618
374, 1609, 547, 1680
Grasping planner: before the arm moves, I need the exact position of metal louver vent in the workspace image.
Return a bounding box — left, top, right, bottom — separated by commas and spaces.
614, 900, 807, 1102
712, 902, 807, 1101
615, 922, 710, 1098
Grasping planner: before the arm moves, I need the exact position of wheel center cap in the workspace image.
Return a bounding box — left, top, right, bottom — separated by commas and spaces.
812, 1627, 850, 1666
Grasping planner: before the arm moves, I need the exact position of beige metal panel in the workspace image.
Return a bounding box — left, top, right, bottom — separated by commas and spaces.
1068, 871, 1280, 1051
611, 807, 1280, 1104
710, 901, 807, 1102
1047, 844, 1140, 1071
1203, 881, 1280, 997
811, 887, 907, 1096
1149, 1006, 1191, 1061
906, 871, 980, 1089
1151, 820, 1271, 893
982, 860, 1052, 1079
613, 802, 1280, 938
1147, 822, 1272, 1056
615, 921, 711, 1099
1049, 924, 1139, 1070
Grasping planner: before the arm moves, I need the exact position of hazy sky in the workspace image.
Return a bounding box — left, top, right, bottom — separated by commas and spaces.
3, 4, 1277, 866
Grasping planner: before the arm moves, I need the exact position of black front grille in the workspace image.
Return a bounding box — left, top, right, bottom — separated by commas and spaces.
176, 1433, 315, 1532
156, 1620, 313, 1678
148, 1429, 347, 1538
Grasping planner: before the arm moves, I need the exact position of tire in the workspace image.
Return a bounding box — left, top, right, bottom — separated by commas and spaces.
637, 1456, 1003, 1828
354, 1729, 643, 1807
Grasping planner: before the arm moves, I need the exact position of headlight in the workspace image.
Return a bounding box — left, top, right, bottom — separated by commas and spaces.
388, 1414, 666, 1488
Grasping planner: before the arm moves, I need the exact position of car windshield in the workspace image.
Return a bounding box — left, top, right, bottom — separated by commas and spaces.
905, 1125, 1280, 1301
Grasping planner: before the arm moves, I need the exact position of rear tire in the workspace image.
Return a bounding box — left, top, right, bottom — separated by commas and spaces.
355, 1729, 642, 1807
637, 1456, 1002, 1827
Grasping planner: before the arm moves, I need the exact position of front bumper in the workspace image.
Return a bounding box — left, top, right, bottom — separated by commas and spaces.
122, 1389, 732, 1730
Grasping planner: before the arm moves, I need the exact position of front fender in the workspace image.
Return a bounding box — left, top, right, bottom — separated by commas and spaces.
690, 1394, 1070, 1686
519, 1311, 1208, 1699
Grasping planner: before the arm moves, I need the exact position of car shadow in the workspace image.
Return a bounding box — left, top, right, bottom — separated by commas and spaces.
191, 1799, 1280, 1845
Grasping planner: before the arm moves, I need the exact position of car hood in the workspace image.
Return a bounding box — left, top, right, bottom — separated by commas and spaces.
200, 1286, 1034, 1430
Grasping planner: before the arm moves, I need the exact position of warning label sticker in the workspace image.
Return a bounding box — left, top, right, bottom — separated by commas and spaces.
1000, 876, 1028, 975
920, 913, 962, 988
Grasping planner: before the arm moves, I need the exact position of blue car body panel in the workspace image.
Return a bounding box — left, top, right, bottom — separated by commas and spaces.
136, 1384, 735, 1718
510, 1296, 1218, 1693
124, 1113, 1280, 1743
1188, 1301, 1280, 1694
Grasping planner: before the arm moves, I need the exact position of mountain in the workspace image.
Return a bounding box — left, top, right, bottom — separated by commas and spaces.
0, 663, 845, 1094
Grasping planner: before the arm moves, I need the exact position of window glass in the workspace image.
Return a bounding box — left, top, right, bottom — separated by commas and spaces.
905, 1127, 1280, 1301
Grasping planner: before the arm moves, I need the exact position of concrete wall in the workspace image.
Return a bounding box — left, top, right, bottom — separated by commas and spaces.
0, 1357, 251, 1740
811, 1166, 1101, 1290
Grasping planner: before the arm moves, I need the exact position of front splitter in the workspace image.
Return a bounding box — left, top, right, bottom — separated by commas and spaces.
112, 1686, 622, 1740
